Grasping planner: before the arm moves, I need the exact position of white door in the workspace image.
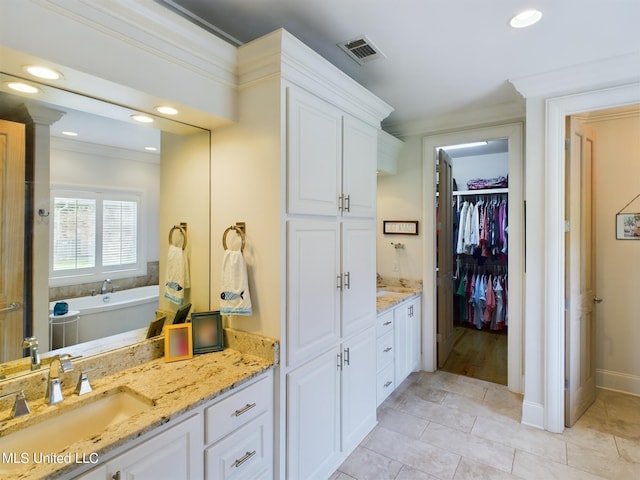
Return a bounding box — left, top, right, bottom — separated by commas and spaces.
341, 220, 376, 338
342, 115, 377, 217
287, 87, 342, 216
287, 348, 341, 480
437, 149, 455, 367
0, 119, 25, 362
341, 327, 376, 453
287, 220, 341, 366
565, 116, 597, 427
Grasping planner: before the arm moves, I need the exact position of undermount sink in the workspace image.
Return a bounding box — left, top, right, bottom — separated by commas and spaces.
0, 387, 153, 472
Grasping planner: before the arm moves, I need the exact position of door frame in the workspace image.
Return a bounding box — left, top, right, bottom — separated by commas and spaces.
543, 83, 640, 432
422, 122, 524, 394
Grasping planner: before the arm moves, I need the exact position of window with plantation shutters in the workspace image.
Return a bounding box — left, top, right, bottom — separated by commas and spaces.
50, 188, 142, 283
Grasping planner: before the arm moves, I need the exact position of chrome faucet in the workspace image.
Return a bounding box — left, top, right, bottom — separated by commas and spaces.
22, 336, 41, 370
46, 354, 74, 405
101, 278, 112, 294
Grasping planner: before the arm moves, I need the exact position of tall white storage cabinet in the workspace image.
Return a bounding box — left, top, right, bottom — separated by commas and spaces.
214, 29, 393, 480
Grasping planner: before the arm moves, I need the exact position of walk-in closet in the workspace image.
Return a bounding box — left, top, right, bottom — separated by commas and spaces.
436, 139, 509, 385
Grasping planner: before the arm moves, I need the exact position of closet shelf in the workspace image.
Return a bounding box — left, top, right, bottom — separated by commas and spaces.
453, 188, 508, 196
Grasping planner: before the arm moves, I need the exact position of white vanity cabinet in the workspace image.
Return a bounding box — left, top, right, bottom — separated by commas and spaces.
287, 87, 377, 218
394, 295, 422, 387
75, 414, 202, 480
286, 326, 376, 480
375, 309, 395, 406
72, 372, 273, 480
375, 294, 422, 406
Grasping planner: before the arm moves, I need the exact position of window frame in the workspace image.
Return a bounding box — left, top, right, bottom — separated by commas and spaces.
49, 185, 147, 287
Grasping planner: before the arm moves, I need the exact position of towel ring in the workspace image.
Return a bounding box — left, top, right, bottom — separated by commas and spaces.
169, 225, 187, 250
222, 225, 245, 252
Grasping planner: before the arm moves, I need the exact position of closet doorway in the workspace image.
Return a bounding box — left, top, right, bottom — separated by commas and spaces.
437, 140, 510, 385
422, 123, 524, 394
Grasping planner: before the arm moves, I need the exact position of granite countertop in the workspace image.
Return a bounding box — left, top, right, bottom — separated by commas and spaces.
0, 329, 277, 479
376, 285, 421, 314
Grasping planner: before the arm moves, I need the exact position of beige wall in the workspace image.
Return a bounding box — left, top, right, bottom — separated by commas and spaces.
587, 108, 640, 394
376, 136, 423, 281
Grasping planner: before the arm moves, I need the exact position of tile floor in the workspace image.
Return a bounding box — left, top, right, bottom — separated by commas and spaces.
330, 371, 640, 480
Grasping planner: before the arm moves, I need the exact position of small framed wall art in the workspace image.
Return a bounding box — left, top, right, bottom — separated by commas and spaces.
164, 323, 193, 362
383, 220, 419, 235
616, 213, 640, 240
191, 311, 224, 354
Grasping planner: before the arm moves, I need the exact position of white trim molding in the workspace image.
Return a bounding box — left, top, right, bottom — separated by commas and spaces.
421, 122, 524, 395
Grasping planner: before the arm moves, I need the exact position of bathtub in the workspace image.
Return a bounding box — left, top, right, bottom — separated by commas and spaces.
49, 285, 159, 346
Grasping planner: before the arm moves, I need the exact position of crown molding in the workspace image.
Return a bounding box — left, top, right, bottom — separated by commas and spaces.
51, 136, 160, 164
237, 29, 394, 126
510, 52, 640, 100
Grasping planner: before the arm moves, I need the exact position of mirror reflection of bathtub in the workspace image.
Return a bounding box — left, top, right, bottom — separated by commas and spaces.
49, 285, 159, 348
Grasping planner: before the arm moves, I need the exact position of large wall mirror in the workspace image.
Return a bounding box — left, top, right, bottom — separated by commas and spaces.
0, 72, 211, 376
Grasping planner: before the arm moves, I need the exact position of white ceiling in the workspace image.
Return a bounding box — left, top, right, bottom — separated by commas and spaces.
160, 0, 640, 132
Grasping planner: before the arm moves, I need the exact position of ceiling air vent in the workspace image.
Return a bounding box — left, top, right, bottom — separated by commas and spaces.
338, 35, 386, 65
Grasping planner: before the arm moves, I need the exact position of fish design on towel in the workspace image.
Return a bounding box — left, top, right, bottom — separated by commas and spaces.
166, 281, 184, 292
221, 291, 243, 300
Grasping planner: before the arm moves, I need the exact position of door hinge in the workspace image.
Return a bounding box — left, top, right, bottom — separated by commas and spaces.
436, 333, 442, 342
564, 379, 569, 390
565, 138, 570, 150
564, 220, 570, 232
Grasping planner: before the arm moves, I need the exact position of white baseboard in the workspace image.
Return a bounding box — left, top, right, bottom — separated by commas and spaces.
596, 369, 640, 397
521, 400, 545, 429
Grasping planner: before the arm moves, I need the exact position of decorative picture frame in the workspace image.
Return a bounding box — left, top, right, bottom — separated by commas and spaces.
146, 313, 166, 339
191, 311, 224, 354
616, 213, 640, 240
383, 220, 419, 235
164, 323, 193, 362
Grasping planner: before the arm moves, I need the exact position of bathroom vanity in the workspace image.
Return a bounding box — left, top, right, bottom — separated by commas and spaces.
0, 329, 277, 479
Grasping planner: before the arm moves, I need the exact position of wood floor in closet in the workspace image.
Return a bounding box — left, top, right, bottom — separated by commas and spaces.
440, 326, 507, 386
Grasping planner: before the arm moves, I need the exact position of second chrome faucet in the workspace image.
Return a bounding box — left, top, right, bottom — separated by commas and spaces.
46, 354, 74, 405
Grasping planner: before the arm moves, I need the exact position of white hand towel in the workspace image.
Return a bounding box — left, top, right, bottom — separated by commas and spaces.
164, 245, 190, 305
220, 249, 252, 316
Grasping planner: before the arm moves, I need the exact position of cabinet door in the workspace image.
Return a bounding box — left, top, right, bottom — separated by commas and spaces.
287, 220, 341, 366
341, 327, 377, 453
287, 348, 341, 480
108, 414, 202, 480
342, 115, 377, 218
287, 87, 342, 216
394, 302, 411, 386
341, 220, 376, 338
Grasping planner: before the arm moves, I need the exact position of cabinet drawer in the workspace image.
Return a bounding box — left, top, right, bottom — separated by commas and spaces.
376, 331, 394, 371
376, 364, 395, 406
376, 310, 393, 338
205, 412, 272, 480
205, 375, 272, 445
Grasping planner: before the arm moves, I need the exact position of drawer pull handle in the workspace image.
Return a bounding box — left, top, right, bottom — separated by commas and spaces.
384, 381, 392, 388
234, 403, 256, 416
233, 450, 257, 468
383, 321, 392, 326
383, 347, 392, 353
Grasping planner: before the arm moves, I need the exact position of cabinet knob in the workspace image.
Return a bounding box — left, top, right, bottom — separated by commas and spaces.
337, 274, 343, 290
344, 271, 351, 289
112, 472, 121, 480
383, 347, 392, 353
343, 347, 350, 366
344, 194, 351, 213
384, 381, 392, 388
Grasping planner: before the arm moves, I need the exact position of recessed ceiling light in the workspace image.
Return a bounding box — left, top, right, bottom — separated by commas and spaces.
510, 9, 543, 28
61, 131, 78, 137
156, 105, 178, 115
145, 146, 158, 151
131, 114, 154, 123
25, 65, 62, 80
6, 81, 40, 94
